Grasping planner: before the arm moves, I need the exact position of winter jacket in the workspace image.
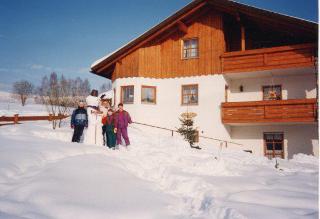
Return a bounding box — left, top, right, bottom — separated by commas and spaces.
102, 115, 116, 132
71, 107, 88, 127
102, 114, 115, 125
114, 110, 132, 129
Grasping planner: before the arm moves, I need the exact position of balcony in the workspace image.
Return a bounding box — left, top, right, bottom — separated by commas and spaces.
221, 43, 316, 74
221, 98, 317, 125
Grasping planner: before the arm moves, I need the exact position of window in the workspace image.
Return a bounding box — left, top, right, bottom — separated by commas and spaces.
141, 86, 156, 104
121, 86, 134, 104
264, 132, 284, 159
182, 38, 199, 59
182, 84, 198, 105
263, 85, 282, 100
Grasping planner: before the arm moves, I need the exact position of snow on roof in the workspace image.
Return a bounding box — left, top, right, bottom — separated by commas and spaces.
91, 52, 114, 68
99, 89, 114, 99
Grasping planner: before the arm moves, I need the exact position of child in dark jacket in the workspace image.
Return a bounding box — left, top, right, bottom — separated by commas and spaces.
71, 101, 88, 143
101, 109, 117, 149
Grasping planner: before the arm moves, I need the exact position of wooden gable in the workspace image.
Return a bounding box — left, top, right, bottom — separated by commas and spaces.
91, 0, 318, 81
111, 9, 226, 80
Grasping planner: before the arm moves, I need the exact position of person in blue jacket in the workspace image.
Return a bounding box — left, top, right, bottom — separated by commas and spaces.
71, 101, 88, 143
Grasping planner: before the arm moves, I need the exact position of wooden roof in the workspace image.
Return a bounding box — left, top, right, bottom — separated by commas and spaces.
91, 0, 318, 77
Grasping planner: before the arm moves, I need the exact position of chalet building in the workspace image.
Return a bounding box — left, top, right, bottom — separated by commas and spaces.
90, 0, 318, 159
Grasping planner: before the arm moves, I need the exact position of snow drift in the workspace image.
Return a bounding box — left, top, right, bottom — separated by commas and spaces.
0, 119, 318, 219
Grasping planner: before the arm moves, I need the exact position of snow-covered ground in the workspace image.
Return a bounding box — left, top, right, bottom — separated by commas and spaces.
0, 91, 48, 116
0, 117, 318, 219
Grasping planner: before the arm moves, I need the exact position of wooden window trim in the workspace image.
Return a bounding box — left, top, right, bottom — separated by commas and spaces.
181, 37, 199, 60
181, 84, 199, 106
120, 85, 134, 104
262, 85, 282, 100
263, 132, 284, 159
141, 85, 157, 104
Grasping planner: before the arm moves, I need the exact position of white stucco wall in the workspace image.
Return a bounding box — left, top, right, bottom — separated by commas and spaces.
227, 73, 317, 102
113, 75, 231, 143
230, 124, 319, 158
111, 74, 318, 158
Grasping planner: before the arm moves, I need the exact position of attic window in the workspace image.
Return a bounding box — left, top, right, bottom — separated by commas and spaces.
182, 38, 199, 59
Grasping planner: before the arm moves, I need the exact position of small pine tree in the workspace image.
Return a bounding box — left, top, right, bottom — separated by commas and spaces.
177, 115, 198, 148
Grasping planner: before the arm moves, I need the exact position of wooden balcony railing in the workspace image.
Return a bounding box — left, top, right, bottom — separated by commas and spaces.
221, 98, 317, 124
221, 43, 316, 73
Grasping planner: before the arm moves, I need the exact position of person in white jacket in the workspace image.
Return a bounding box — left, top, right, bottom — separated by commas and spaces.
84, 90, 104, 146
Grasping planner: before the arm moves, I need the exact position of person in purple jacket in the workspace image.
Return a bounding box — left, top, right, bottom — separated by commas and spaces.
114, 103, 132, 146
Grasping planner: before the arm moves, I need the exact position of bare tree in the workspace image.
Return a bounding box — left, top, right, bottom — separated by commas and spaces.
12, 80, 34, 106
99, 81, 112, 93
81, 78, 91, 96
37, 73, 91, 129
69, 77, 91, 97
38, 73, 60, 129
57, 75, 75, 127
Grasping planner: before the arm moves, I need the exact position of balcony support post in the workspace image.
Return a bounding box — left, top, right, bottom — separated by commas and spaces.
241, 25, 245, 51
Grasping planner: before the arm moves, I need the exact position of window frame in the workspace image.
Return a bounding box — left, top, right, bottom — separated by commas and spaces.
262, 85, 282, 101
181, 84, 199, 106
120, 85, 134, 104
263, 132, 284, 159
141, 85, 157, 104
181, 37, 199, 60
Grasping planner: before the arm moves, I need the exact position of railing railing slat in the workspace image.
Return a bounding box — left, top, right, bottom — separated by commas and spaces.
221, 43, 316, 73
222, 98, 317, 124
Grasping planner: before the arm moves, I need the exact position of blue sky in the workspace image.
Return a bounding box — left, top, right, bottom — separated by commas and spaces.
0, 0, 318, 91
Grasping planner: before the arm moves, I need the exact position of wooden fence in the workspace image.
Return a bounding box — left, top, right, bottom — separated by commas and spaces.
0, 114, 69, 124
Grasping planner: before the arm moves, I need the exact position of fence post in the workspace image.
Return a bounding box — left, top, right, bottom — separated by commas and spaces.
171, 130, 174, 136
13, 114, 19, 124
48, 114, 53, 121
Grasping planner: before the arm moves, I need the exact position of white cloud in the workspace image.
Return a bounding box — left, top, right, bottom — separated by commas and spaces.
30, 64, 52, 71
30, 64, 44, 70
0, 67, 23, 73
29, 65, 89, 74
76, 67, 89, 74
